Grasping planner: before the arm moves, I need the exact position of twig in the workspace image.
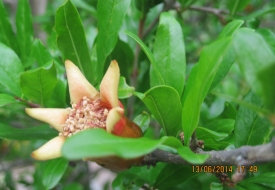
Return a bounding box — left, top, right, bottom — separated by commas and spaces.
14, 96, 40, 108
143, 137, 275, 182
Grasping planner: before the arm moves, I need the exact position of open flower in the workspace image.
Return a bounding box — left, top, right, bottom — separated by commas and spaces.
26, 60, 142, 170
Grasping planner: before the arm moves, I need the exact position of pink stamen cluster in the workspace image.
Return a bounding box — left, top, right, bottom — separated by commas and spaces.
59, 96, 109, 137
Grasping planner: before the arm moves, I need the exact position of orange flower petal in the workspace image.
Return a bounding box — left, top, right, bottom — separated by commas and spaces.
25, 108, 69, 132
106, 107, 124, 133
65, 60, 99, 104
31, 136, 66, 160
100, 60, 120, 108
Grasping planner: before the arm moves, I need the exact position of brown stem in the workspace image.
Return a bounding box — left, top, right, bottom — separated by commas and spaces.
127, 15, 146, 118
142, 137, 275, 182
14, 96, 40, 108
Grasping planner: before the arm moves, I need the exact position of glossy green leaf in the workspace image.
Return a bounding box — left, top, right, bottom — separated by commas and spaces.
154, 164, 197, 190
133, 112, 150, 133
63, 183, 83, 190
0, 43, 24, 96
31, 39, 53, 66
16, 0, 34, 67
233, 28, 275, 103
142, 85, 182, 136
124, 30, 164, 85
218, 20, 244, 40
71, 0, 97, 16
196, 127, 228, 141
42, 158, 68, 190
257, 28, 275, 51
210, 182, 223, 190
204, 119, 235, 134
0, 1, 18, 53
151, 12, 186, 96
257, 63, 275, 112
234, 91, 272, 148
210, 20, 243, 91
182, 38, 231, 145
20, 63, 58, 106
0, 94, 17, 107
62, 128, 178, 160
118, 77, 135, 99
112, 173, 145, 190
55, 0, 94, 83
0, 123, 57, 140
177, 146, 209, 164
240, 172, 275, 189
97, 0, 130, 79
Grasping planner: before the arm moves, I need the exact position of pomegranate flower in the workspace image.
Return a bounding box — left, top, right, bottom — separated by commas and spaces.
26, 60, 142, 163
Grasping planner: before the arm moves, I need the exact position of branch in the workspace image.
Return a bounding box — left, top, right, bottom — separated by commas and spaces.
143, 137, 275, 182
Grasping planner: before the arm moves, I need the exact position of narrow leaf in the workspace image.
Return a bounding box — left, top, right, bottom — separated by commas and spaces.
182, 38, 231, 145
234, 91, 272, 148
20, 63, 58, 106
0, 1, 19, 53
0, 43, 24, 96
142, 85, 182, 136
55, 0, 94, 83
42, 158, 68, 189
0, 123, 57, 140
124, 30, 164, 85
16, 0, 34, 67
152, 12, 186, 96
97, 0, 130, 79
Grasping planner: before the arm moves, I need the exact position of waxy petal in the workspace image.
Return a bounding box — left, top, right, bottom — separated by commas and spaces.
100, 60, 120, 108
106, 107, 124, 133
26, 108, 69, 132
65, 60, 99, 103
31, 136, 65, 160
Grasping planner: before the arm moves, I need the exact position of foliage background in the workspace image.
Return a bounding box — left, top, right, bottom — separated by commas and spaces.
0, 0, 275, 189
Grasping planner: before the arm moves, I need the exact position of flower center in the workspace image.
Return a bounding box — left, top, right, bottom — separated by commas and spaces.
59, 96, 110, 137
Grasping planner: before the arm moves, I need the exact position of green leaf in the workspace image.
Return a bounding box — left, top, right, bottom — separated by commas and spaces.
0, 43, 24, 96
228, 0, 250, 16
63, 183, 83, 190
257, 28, 275, 51
233, 28, 275, 104
257, 63, 275, 112
240, 172, 275, 189
151, 12, 186, 96
55, 0, 95, 83
154, 164, 197, 190
0, 94, 17, 107
142, 85, 182, 136
196, 127, 228, 141
210, 20, 244, 91
118, 77, 135, 99
133, 112, 150, 133
177, 146, 209, 164
0, 1, 19, 53
20, 63, 58, 106
112, 173, 145, 190
0, 123, 57, 140
62, 128, 177, 160
31, 39, 53, 66
97, 0, 130, 79
71, 0, 97, 16
204, 119, 235, 134
182, 38, 231, 145
234, 91, 272, 148
16, 0, 34, 67
42, 158, 68, 190
242, 7, 275, 20
210, 182, 223, 190
124, 30, 164, 85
